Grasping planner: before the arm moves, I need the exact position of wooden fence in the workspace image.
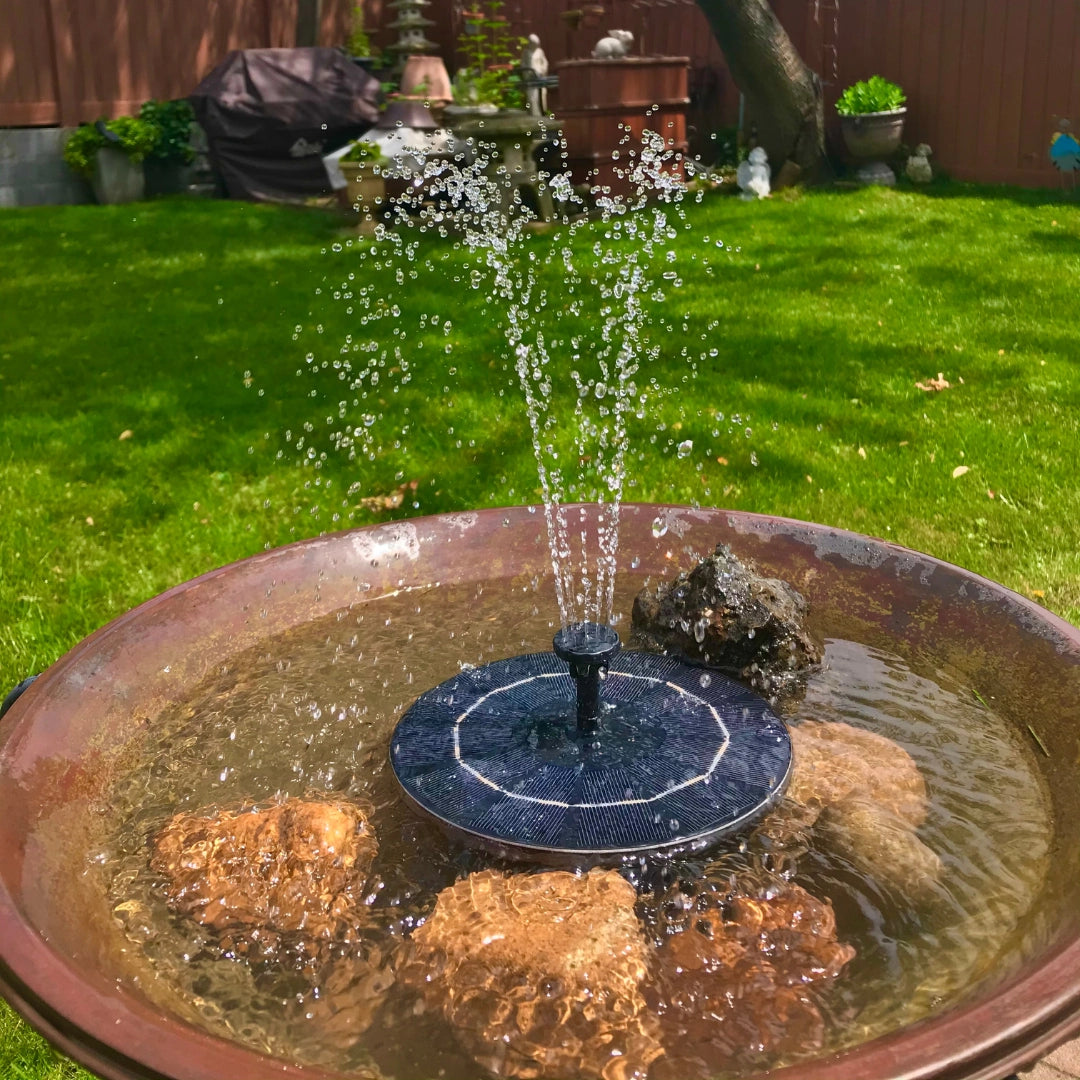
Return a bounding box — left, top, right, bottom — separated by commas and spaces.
1, 0, 1077, 187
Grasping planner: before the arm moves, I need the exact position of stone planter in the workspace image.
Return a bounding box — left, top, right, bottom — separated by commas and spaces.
338, 161, 385, 215
555, 57, 690, 197
91, 146, 145, 204
840, 107, 907, 186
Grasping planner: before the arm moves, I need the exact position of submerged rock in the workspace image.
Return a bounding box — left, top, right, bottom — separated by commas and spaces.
785, 721, 943, 900
153, 797, 394, 1047
152, 797, 380, 957
402, 867, 664, 1080
818, 800, 943, 901
631, 544, 821, 698
648, 880, 855, 1078
787, 720, 928, 826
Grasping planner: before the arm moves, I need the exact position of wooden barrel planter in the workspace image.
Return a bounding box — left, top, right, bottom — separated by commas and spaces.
555, 56, 690, 196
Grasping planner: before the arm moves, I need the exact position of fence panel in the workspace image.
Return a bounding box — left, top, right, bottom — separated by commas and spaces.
0, 0, 60, 124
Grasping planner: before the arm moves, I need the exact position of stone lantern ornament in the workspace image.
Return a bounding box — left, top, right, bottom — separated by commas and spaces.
386, 0, 438, 68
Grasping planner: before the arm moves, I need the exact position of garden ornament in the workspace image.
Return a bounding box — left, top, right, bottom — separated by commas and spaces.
736, 146, 771, 199
1050, 119, 1080, 177
905, 143, 933, 183
592, 29, 633, 59
521, 34, 550, 115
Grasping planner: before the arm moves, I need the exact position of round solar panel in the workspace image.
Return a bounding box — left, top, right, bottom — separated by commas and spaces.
390, 626, 792, 864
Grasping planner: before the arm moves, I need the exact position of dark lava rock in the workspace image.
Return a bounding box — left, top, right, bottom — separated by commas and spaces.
632, 545, 822, 698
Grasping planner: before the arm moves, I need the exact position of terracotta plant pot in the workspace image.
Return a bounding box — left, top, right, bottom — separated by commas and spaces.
1, 504, 1079, 1080
338, 161, 385, 214
400, 54, 452, 105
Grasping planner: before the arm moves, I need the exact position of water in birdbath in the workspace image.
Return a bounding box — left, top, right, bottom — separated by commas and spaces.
98, 571, 1051, 1079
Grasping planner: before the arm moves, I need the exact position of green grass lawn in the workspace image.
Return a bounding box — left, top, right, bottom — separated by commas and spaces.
1, 180, 1079, 1076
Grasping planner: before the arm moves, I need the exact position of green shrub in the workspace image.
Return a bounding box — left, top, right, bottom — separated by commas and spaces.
63, 117, 160, 179
836, 76, 906, 116
346, 2, 373, 57
140, 99, 196, 165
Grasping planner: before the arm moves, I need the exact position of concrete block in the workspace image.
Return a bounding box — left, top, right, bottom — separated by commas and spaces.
0, 127, 89, 205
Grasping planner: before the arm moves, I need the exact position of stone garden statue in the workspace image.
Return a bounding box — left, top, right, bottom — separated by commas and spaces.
905, 143, 933, 183
592, 29, 633, 59
521, 33, 549, 115
737, 145, 771, 199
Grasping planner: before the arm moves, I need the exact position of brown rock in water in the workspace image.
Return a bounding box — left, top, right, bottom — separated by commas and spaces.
152, 797, 379, 953
294, 947, 398, 1053
402, 868, 664, 1080
648, 881, 855, 1078
153, 797, 394, 1049
784, 721, 942, 900
819, 801, 944, 902
787, 720, 928, 826
631, 544, 821, 698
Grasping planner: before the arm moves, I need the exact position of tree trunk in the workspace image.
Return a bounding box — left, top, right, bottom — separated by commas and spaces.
694, 0, 826, 178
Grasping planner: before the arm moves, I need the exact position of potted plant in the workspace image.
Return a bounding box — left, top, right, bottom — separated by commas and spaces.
139, 99, 196, 196
446, 0, 526, 116
836, 75, 907, 185
62, 116, 159, 204
337, 140, 387, 215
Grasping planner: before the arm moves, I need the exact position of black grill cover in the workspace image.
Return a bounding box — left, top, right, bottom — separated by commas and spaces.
190, 48, 381, 202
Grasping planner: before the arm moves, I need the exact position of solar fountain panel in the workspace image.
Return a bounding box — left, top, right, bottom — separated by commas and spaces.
390, 649, 792, 862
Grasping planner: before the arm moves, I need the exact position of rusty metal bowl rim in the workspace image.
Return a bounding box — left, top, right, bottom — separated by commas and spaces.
1, 503, 1079, 1080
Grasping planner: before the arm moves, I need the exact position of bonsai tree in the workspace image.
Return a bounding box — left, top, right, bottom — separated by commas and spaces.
62, 116, 159, 180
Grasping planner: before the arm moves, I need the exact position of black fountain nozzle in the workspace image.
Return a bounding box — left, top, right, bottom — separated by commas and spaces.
552, 622, 621, 734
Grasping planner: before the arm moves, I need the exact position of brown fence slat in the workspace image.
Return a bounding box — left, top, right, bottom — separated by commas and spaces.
0, 0, 59, 124
974, 0, 1007, 178
953, 0, 986, 179
1018, 0, 1055, 179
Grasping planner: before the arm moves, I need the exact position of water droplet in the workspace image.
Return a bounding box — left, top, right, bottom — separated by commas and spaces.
651, 517, 668, 538
677, 439, 693, 459
699, 673, 712, 688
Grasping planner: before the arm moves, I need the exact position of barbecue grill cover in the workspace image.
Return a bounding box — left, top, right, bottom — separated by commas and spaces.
190, 48, 381, 202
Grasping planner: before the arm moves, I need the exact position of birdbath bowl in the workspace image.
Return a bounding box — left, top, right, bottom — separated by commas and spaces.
1, 504, 1079, 1080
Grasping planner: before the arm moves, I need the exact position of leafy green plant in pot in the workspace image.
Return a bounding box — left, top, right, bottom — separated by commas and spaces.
338, 140, 388, 217
836, 75, 907, 186
63, 116, 159, 204
140, 99, 196, 196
